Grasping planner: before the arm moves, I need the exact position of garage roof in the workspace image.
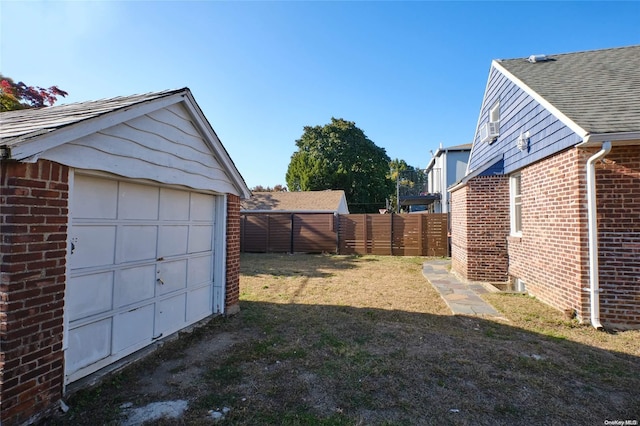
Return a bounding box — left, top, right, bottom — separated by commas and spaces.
0, 88, 251, 198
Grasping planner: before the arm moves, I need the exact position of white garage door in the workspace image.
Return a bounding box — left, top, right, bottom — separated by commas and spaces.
65, 173, 220, 383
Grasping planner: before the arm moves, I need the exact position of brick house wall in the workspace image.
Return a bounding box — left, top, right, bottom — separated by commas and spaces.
507, 148, 591, 319
455, 145, 640, 329
225, 193, 241, 315
450, 175, 510, 282
1, 160, 68, 426
595, 145, 640, 328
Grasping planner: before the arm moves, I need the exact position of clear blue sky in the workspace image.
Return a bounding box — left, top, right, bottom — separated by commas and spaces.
2, 1, 639, 189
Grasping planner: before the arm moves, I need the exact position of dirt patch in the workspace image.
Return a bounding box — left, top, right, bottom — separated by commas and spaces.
50, 254, 640, 425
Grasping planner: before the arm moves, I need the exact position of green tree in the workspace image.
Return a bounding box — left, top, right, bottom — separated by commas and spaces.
286, 118, 393, 213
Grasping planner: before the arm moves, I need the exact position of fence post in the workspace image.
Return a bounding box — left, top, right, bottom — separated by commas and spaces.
290, 213, 295, 253
335, 213, 340, 254
390, 212, 394, 256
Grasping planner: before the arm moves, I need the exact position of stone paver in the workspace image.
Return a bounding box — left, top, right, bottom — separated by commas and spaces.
422, 260, 507, 319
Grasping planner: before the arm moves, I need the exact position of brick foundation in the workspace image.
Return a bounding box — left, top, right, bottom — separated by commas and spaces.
1, 160, 68, 426
225, 193, 241, 314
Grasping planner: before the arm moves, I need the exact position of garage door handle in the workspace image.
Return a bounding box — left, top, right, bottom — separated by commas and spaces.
152, 333, 163, 340
157, 278, 164, 285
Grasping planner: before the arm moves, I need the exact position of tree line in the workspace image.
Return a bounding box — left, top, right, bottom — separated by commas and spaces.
278, 118, 425, 213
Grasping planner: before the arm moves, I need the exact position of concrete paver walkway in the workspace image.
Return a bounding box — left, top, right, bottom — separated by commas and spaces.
422, 259, 507, 319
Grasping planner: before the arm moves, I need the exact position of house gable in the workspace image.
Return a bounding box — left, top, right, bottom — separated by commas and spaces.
468, 65, 582, 176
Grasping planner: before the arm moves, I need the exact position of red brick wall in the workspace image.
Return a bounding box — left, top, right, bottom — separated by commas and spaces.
451, 175, 510, 282
595, 145, 640, 328
450, 185, 468, 278
507, 148, 590, 319
0, 160, 68, 426
225, 194, 241, 314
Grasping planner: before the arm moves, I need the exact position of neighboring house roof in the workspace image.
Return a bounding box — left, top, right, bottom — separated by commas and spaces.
495, 45, 640, 139
242, 190, 349, 213
0, 88, 251, 198
425, 143, 472, 172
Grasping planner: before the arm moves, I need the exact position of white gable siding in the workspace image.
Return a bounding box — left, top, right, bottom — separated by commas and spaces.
40, 103, 237, 194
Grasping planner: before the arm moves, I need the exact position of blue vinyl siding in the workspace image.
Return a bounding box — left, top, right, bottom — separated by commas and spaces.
468, 66, 583, 175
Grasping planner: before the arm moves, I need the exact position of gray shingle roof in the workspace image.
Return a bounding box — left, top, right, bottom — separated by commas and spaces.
0, 88, 186, 146
242, 191, 347, 212
497, 45, 640, 134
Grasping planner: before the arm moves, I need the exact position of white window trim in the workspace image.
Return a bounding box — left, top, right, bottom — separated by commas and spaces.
510, 173, 522, 237
490, 101, 500, 123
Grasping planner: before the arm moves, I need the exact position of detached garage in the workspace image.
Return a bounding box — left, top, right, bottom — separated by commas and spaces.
0, 88, 250, 425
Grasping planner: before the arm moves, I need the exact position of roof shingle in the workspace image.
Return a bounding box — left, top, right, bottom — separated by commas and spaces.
497, 45, 640, 134
241, 191, 347, 212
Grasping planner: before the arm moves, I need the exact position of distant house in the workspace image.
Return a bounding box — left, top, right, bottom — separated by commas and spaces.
450, 45, 640, 330
242, 190, 349, 214
240, 190, 349, 253
424, 143, 471, 213
0, 88, 250, 425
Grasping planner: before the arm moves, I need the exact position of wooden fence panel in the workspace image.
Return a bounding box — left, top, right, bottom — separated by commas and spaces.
424, 214, 449, 257
241, 214, 269, 252
242, 212, 449, 256
293, 213, 337, 253
338, 214, 366, 255
369, 214, 392, 255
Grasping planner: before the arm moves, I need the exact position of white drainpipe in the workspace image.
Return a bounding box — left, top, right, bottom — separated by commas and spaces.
585, 141, 611, 329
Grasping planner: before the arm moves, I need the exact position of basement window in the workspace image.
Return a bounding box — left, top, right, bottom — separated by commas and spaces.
510, 173, 522, 236
514, 278, 526, 292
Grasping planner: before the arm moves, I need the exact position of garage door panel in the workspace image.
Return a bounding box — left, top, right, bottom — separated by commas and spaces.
160, 188, 190, 220
115, 265, 156, 308
112, 304, 155, 353
117, 225, 158, 263
118, 182, 159, 220
158, 225, 189, 257
190, 193, 214, 221
68, 272, 113, 321
73, 176, 118, 219
157, 259, 187, 295
68, 174, 218, 385
187, 286, 212, 322
67, 319, 112, 374
189, 225, 212, 253
188, 255, 212, 287
71, 226, 116, 269
155, 294, 186, 336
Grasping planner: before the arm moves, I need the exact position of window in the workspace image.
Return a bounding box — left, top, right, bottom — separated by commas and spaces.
490, 101, 500, 123
510, 173, 522, 235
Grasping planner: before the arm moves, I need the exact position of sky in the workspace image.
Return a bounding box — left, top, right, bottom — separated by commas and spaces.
1, 1, 639, 189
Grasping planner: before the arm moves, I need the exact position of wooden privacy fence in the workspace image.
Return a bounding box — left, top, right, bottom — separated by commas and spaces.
240, 212, 448, 257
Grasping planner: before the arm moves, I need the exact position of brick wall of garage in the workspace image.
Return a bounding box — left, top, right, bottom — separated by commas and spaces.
0, 160, 68, 426
225, 193, 241, 314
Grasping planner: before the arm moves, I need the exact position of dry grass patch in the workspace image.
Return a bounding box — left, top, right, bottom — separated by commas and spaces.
51, 254, 640, 425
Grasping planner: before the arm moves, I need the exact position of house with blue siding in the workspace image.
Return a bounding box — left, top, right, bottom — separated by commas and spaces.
450, 45, 640, 330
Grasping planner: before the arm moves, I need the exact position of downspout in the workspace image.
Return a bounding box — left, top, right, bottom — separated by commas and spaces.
585, 141, 611, 329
